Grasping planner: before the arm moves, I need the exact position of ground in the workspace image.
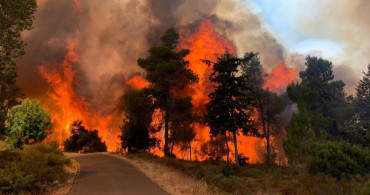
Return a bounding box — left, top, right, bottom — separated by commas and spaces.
0, 140, 6, 151
64, 153, 169, 195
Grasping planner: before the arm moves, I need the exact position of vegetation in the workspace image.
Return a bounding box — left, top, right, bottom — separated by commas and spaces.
122, 28, 370, 191
308, 140, 370, 180
120, 89, 158, 153
347, 65, 370, 147
127, 153, 370, 195
137, 27, 198, 156
0, 0, 37, 137
1, 0, 369, 193
241, 53, 286, 165
63, 120, 107, 153
5, 99, 51, 149
204, 52, 258, 166
0, 143, 69, 194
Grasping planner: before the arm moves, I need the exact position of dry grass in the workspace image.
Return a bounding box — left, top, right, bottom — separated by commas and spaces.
0, 140, 6, 151
119, 153, 370, 195
109, 153, 223, 195
51, 158, 79, 195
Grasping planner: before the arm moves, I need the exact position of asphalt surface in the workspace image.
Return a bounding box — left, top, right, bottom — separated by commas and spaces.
66, 153, 169, 195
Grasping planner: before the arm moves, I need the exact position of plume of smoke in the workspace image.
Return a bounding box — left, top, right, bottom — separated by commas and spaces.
18, 0, 290, 115
287, 0, 370, 92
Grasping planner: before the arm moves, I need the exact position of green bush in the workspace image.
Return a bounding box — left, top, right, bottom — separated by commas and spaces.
308, 140, 370, 179
0, 144, 68, 194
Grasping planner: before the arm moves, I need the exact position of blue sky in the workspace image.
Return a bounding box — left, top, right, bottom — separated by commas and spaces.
246, 0, 344, 57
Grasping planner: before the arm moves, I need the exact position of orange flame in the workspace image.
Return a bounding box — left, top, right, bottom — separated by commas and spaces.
178, 19, 266, 162
263, 62, 298, 94
121, 19, 298, 163
180, 19, 236, 112
125, 75, 150, 89
38, 39, 120, 151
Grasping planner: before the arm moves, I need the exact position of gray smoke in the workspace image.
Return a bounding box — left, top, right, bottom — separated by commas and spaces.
18, 0, 291, 116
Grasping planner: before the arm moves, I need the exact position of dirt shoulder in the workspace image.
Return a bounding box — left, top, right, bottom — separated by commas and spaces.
0, 140, 6, 151
108, 153, 222, 195
51, 157, 80, 195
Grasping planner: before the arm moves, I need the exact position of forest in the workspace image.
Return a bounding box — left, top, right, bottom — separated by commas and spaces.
1, 0, 370, 194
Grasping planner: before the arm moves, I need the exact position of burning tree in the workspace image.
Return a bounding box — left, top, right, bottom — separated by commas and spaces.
137, 27, 198, 157
205, 52, 258, 166
241, 53, 286, 165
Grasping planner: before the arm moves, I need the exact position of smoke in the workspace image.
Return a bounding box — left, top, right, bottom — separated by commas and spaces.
287, 0, 370, 92
17, 0, 289, 116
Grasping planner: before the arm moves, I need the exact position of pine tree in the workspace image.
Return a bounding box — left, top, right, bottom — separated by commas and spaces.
355, 65, 370, 131
138, 27, 198, 156
0, 0, 37, 136
205, 52, 257, 166
241, 53, 285, 165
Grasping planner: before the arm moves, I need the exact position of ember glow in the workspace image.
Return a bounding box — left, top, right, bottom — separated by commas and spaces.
38, 39, 121, 151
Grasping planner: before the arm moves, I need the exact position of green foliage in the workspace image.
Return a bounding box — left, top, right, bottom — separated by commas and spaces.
355, 65, 370, 130
5, 99, 51, 149
138, 27, 198, 156
0, 0, 37, 58
0, 143, 68, 194
0, 0, 37, 137
205, 52, 257, 166
287, 56, 348, 139
347, 65, 370, 147
308, 140, 370, 180
283, 102, 315, 165
63, 120, 107, 152
120, 89, 158, 153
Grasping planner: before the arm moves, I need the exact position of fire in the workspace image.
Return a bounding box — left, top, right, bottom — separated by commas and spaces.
126, 75, 150, 89
178, 19, 265, 162
179, 19, 236, 112
121, 19, 298, 163
263, 62, 298, 94
38, 39, 120, 151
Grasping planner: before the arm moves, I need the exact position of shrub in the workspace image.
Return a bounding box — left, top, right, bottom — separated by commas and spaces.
308, 140, 370, 179
0, 144, 68, 194
64, 120, 107, 152
5, 99, 52, 149
220, 163, 234, 177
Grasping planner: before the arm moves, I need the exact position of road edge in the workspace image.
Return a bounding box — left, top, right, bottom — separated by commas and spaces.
66, 158, 80, 195
51, 157, 80, 195
108, 153, 216, 195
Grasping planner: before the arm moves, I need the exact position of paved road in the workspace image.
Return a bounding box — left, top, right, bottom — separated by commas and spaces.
66, 153, 169, 195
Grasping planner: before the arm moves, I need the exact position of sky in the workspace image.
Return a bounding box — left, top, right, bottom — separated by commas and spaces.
248, 0, 342, 56
245, 0, 370, 94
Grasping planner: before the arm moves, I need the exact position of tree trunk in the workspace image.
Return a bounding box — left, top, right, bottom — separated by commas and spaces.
164, 107, 170, 157
189, 144, 192, 161
233, 131, 239, 166
223, 132, 230, 162
266, 123, 271, 165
